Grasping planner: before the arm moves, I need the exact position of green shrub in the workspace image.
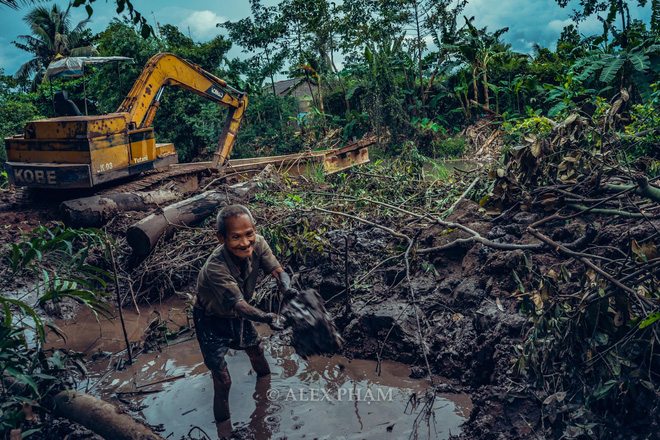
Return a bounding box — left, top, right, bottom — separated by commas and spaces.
434, 136, 466, 158
232, 93, 302, 159
1, 224, 114, 436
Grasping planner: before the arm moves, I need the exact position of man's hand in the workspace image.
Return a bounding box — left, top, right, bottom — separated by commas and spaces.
284, 287, 299, 302
266, 312, 286, 331
275, 271, 291, 295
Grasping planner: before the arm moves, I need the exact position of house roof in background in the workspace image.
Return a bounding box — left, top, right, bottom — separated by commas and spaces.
266, 77, 317, 96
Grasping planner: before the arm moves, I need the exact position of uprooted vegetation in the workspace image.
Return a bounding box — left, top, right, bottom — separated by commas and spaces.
108, 110, 660, 438
1, 108, 660, 439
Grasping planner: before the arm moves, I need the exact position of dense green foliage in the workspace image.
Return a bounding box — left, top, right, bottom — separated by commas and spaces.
0, 72, 43, 175
2, 0, 659, 165
0, 224, 113, 436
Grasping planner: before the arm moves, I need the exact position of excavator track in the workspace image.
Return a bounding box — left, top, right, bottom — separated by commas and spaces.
96, 163, 215, 195
13, 187, 34, 207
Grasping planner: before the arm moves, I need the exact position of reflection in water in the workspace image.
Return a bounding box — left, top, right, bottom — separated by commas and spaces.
48, 303, 471, 439
247, 375, 275, 435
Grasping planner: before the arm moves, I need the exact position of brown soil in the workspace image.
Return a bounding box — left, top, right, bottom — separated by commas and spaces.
2, 180, 656, 440
0, 190, 60, 243
285, 199, 659, 440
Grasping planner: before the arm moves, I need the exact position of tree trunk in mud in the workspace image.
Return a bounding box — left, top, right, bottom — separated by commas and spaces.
126, 190, 229, 255
53, 390, 166, 440
60, 190, 180, 227
126, 166, 276, 255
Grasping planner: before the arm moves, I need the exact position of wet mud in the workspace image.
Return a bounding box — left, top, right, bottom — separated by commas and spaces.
14, 159, 655, 439
48, 301, 472, 439
291, 200, 546, 439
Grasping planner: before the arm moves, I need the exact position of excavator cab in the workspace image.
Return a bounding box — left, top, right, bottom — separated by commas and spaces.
5, 53, 247, 189
53, 91, 83, 117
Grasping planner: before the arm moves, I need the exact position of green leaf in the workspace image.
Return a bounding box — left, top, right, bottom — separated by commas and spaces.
628, 51, 650, 72
41, 268, 50, 289
5, 367, 39, 396
593, 380, 617, 400
80, 264, 113, 279
548, 102, 568, 117
10, 243, 21, 271
640, 312, 660, 329
45, 322, 67, 342
599, 56, 625, 83
32, 373, 56, 381
21, 427, 43, 438
364, 46, 373, 65
141, 23, 152, 39
0, 297, 44, 340
631, 70, 654, 102
3, 301, 12, 328
511, 270, 524, 293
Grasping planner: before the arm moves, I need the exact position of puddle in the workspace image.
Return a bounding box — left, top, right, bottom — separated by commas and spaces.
47, 301, 471, 440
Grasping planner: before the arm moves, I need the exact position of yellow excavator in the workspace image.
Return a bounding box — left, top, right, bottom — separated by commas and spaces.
4, 53, 247, 189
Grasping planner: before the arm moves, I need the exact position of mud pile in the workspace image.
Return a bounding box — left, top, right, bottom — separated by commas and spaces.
286, 197, 659, 440
281, 288, 343, 357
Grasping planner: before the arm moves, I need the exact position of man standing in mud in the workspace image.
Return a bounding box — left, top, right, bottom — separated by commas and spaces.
193, 204, 292, 425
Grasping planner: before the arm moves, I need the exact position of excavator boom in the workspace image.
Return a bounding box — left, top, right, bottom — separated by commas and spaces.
4, 52, 369, 194
118, 53, 247, 167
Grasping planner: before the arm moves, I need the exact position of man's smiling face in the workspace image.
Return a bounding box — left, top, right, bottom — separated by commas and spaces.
217, 213, 256, 261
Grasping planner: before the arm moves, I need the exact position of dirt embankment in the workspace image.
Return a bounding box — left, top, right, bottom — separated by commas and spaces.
289, 200, 537, 438
288, 197, 659, 440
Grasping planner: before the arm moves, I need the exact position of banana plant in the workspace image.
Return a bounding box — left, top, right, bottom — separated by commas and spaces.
568, 38, 660, 102
444, 17, 510, 110
543, 72, 596, 116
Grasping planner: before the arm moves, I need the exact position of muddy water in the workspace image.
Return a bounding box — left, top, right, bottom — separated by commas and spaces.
48, 301, 471, 440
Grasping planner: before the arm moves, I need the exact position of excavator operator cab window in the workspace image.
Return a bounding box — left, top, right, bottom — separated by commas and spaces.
53, 91, 83, 117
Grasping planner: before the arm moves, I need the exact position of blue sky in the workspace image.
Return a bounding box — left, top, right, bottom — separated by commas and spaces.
0, 0, 653, 77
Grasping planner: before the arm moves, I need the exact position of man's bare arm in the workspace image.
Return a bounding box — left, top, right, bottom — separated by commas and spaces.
234, 300, 285, 331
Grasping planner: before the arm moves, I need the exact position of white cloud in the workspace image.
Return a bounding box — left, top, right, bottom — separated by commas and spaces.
461, 0, 653, 54
575, 15, 603, 36
178, 10, 227, 42
462, 0, 601, 53
548, 18, 573, 33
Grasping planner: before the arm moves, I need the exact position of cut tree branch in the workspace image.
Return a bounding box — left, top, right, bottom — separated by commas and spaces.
603, 176, 660, 204
527, 226, 653, 308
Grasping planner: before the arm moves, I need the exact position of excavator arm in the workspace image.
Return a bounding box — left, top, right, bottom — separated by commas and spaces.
117, 53, 247, 168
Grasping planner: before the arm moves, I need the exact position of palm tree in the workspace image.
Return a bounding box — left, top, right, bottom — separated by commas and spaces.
12, 3, 97, 88
0, 0, 39, 8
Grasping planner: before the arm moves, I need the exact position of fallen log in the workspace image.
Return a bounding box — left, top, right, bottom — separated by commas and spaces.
126, 190, 230, 255
60, 189, 180, 227
53, 390, 166, 440
126, 165, 277, 255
